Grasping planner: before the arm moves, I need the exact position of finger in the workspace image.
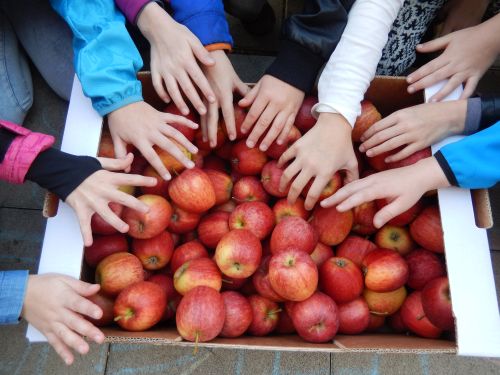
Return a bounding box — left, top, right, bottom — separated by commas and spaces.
276, 114, 295, 145
304, 175, 329, 210
336, 190, 375, 212
54, 322, 90, 356
75, 207, 93, 247
320, 183, 357, 209
112, 173, 157, 189
415, 34, 452, 53
246, 105, 277, 148
429, 74, 465, 102
63, 277, 101, 298
385, 144, 419, 163
163, 113, 199, 129
278, 144, 297, 168
238, 82, 260, 107
160, 124, 198, 154
460, 76, 479, 99
343, 158, 360, 184
191, 38, 216, 67
64, 311, 105, 344
408, 63, 452, 94
111, 137, 129, 172
360, 115, 398, 144
234, 77, 250, 97
46, 332, 74, 365
363, 125, 406, 156
106, 189, 150, 213
186, 62, 216, 104
97, 153, 134, 171
178, 72, 206, 115
152, 70, 170, 103
165, 76, 189, 115
287, 169, 312, 205
94, 202, 129, 233
240, 95, 268, 135
365, 134, 408, 158
221, 94, 237, 141
155, 134, 195, 169
259, 111, 287, 151
207, 101, 220, 148
406, 57, 448, 87
141, 146, 171, 180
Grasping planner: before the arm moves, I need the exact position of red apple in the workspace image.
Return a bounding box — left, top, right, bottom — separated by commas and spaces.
374, 225, 415, 256
366, 151, 392, 171
410, 205, 444, 254
215, 229, 262, 278
212, 200, 237, 213
154, 140, 193, 174
268, 249, 318, 301
205, 169, 233, 205
247, 295, 280, 336
181, 231, 198, 243
163, 102, 198, 141
295, 96, 318, 133
270, 216, 318, 255
272, 198, 309, 223
302, 172, 343, 201
86, 292, 115, 327
276, 308, 296, 334
310, 242, 335, 267
290, 292, 339, 343
363, 286, 407, 316
387, 147, 431, 169
352, 201, 377, 236
113, 281, 166, 331
400, 291, 443, 338
130, 153, 148, 175
168, 168, 216, 213
320, 257, 364, 304
338, 297, 370, 334
229, 201, 275, 240
336, 235, 377, 267
366, 313, 386, 332
389, 310, 407, 333
192, 152, 204, 169
352, 100, 382, 142
91, 202, 123, 235
376, 199, 423, 226
362, 248, 409, 292
265, 126, 301, 160
95, 252, 144, 296
195, 124, 227, 151
176, 286, 225, 342
141, 165, 170, 197
197, 211, 230, 248
230, 140, 268, 175
132, 231, 174, 270
220, 291, 253, 338
98, 130, 115, 158
173, 257, 222, 295
406, 248, 446, 290
204, 154, 228, 172
170, 240, 208, 274
148, 274, 181, 321
234, 103, 247, 140
169, 204, 201, 234
232, 176, 269, 204
261, 161, 289, 197
84, 234, 128, 268
421, 277, 454, 330
252, 256, 284, 302
311, 206, 353, 246
221, 276, 248, 291
123, 195, 172, 239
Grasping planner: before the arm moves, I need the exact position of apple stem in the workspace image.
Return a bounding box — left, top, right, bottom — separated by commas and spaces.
222, 279, 233, 284
268, 308, 282, 317
193, 331, 200, 355
416, 314, 426, 321
114, 315, 122, 322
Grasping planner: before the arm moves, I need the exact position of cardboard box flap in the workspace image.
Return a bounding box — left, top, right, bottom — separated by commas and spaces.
334, 334, 455, 353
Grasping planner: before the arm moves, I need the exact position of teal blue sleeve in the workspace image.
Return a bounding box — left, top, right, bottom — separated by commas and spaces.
437, 120, 500, 189
0, 271, 29, 324
50, 0, 144, 116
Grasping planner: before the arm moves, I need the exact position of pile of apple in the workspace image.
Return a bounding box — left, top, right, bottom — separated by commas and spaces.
85, 98, 453, 344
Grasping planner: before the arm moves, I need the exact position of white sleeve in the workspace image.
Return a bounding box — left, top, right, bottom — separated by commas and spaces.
312, 0, 404, 127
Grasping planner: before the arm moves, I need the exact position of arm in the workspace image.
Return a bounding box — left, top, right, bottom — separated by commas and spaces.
0, 270, 28, 324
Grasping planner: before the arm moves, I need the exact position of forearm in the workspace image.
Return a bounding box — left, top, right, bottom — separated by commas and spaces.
0, 271, 29, 324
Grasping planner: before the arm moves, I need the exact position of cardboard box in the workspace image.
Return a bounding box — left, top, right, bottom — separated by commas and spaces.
29, 74, 500, 357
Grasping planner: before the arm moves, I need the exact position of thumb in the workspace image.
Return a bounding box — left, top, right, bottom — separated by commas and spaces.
112, 137, 130, 172
98, 153, 134, 171
238, 82, 259, 107
192, 40, 215, 67
343, 161, 359, 185
416, 34, 452, 53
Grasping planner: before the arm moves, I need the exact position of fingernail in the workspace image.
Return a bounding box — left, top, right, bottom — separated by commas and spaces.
277, 140, 283, 145
202, 136, 207, 142
366, 150, 372, 156
198, 107, 206, 115
229, 133, 236, 141
65, 357, 71, 365
407, 76, 413, 83
192, 146, 199, 153
408, 86, 415, 93
187, 161, 195, 168
260, 144, 267, 151
121, 224, 129, 232
95, 335, 103, 343
359, 145, 365, 151
431, 98, 437, 103
182, 107, 189, 115
163, 174, 171, 181
208, 95, 216, 103
246, 141, 254, 148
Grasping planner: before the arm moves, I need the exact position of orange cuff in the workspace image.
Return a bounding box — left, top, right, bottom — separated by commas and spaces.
205, 43, 232, 52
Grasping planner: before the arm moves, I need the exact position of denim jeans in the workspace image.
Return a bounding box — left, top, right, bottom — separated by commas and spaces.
0, 0, 74, 124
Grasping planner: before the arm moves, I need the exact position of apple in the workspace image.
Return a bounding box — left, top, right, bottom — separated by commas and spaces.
212, 200, 237, 214
141, 165, 170, 197
204, 154, 228, 172
421, 277, 454, 330
400, 291, 443, 338
84, 234, 128, 268
123, 195, 172, 239
363, 286, 407, 316
366, 151, 392, 171
181, 231, 198, 243
272, 198, 309, 223
276, 308, 296, 334
268, 249, 318, 301
337, 297, 370, 334
232, 176, 269, 204
352, 100, 382, 142
220, 291, 253, 338
91, 202, 123, 235
388, 310, 407, 333
113, 281, 166, 331
261, 161, 289, 197
192, 152, 204, 169
311, 206, 353, 246
168, 168, 216, 213
195, 124, 227, 151
229, 201, 275, 240
233, 103, 247, 140
352, 201, 377, 236
197, 211, 230, 248
221, 276, 248, 291
95, 252, 144, 296
132, 231, 174, 270
387, 147, 431, 169
290, 292, 339, 343
319, 257, 364, 304
265, 126, 301, 160
362, 248, 409, 292
374, 225, 415, 256
230, 140, 268, 175
302, 172, 343, 201
252, 256, 284, 302
169, 204, 201, 234
214, 141, 234, 160
163, 102, 198, 141
247, 295, 280, 336
336, 235, 377, 267
86, 292, 115, 327
310, 242, 335, 267
376, 199, 423, 226
270, 216, 318, 255
406, 248, 446, 290
410, 205, 444, 253
148, 274, 181, 321
215, 229, 262, 278
205, 169, 233, 205
239, 278, 258, 296
98, 130, 115, 158
130, 153, 148, 175
170, 240, 208, 274
295, 96, 318, 133
366, 313, 386, 332
173, 257, 222, 295
176, 286, 226, 342
154, 140, 192, 174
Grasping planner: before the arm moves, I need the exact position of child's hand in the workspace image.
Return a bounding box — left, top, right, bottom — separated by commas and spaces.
437, 0, 490, 37
359, 100, 467, 162
107, 101, 198, 179
201, 50, 249, 147
407, 15, 500, 101
137, 2, 216, 114
321, 157, 450, 228
66, 153, 157, 246
21, 274, 105, 365
278, 113, 358, 210
239, 75, 304, 151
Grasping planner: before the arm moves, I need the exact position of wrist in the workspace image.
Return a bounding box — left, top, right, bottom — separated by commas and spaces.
414, 157, 451, 192
450, 99, 467, 134
137, 2, 173, 42
317, 113, 352, 134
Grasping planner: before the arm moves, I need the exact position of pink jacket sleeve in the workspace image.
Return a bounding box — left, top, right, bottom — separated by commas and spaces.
0, 121, 55, 184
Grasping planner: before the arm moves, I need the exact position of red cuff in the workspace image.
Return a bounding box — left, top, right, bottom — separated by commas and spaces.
0, 120, 55, 184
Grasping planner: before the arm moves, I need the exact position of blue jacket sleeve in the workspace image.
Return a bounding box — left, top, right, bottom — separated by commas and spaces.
436, 120, 500, 189
50, 0, 144, 116
0, 271, 29, 324
170, 0, 232, 47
